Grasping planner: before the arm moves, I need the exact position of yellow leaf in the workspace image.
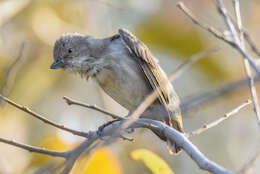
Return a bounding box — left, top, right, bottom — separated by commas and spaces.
131, 149, 174, 174
73, 147, 122, 174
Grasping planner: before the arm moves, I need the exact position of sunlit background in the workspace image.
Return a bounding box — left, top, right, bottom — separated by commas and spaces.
0, 0, 260, 173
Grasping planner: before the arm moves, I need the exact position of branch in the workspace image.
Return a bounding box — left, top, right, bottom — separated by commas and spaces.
0, 111, 239, 174
59, 118, 236, 174
177, 1, 260, 76
133, 119, 234, 174
63, 96, 124, 120
176, 2, 235, 46
231, 0, 260, 127
177, 1, 260, 127
0, 137, 68, 158
0, 94, 88, 137
187, 99, 251, 137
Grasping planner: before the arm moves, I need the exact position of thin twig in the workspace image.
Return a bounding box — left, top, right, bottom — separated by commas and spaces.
239, 148, 260, 174
0, 42, 26, 107
0, 94, 88, 137
177, 1, 260, 76
177, 1, 260, 127
176, 2, 235, 46
0, 137, 68, 158
232, 0, 260, 127
63, 96, 124, 120
187, 99, 251, 137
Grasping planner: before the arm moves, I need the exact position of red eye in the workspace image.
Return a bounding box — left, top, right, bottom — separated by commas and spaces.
68, 48, 72, 53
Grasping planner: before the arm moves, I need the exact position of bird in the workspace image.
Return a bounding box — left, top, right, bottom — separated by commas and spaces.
51, 28, 184, 154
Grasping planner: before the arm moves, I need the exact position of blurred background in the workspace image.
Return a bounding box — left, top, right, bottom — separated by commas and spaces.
0, 0, 260, 173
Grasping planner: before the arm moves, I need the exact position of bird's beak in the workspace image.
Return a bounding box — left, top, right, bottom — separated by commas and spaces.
50, 59, 63, 69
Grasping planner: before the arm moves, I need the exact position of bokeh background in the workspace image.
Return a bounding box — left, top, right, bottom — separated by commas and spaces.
0, 0, 260, 173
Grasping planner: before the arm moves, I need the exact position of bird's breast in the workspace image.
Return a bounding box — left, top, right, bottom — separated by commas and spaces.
94, 57, 152, 111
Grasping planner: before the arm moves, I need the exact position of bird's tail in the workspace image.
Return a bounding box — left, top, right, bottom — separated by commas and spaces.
166, 114, 184, 155
153, 113, 184, 155
141, 106, 184, 155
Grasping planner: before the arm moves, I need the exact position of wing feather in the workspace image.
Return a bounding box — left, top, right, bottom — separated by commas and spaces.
118, 29, 184, 154
118, 28, 171, 110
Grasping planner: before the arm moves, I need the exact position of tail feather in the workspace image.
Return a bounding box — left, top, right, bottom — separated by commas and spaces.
141, 106, 184, 155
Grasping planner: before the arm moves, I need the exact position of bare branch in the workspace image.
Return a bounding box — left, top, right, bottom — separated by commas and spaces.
239, 149, 260, 174
0, 137, 68, 158
177, 1, 260, 76
0, 94, 88, 137
63, 96, 124, 120
187, 99, 251, 137
59, 118, 236, 174
133, 119, 234, 174
0, 42, 26, 107
177, 0, 260, 127
176, 2, 235, 46
231, 0, 260, 127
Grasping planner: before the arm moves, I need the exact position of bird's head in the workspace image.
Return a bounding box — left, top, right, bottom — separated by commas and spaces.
51, 33, 96, 73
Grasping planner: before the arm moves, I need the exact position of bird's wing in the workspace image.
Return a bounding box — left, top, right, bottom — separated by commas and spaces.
118, 29, 184, 155
118, 28, 173, 115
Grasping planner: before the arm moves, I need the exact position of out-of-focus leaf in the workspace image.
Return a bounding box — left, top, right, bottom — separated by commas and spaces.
73, 147, 122, 174
130, 148, 174, 174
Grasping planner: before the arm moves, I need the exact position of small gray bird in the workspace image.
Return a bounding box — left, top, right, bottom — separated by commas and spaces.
51, 28, 184, 154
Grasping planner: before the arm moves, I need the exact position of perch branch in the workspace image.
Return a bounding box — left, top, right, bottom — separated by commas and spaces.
134, 119, 234, 174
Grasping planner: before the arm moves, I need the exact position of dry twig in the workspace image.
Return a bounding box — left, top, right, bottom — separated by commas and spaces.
0, 137, 68, 158
177, 2, 260, 76
63, 96, 124, 120
231, 0, 260, 127
0, 94, 88, 137
187, 99, 251, 137
177, 0, 260, 127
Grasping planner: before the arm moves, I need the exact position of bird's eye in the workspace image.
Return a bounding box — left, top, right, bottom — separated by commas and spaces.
68, 48, 73, 53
